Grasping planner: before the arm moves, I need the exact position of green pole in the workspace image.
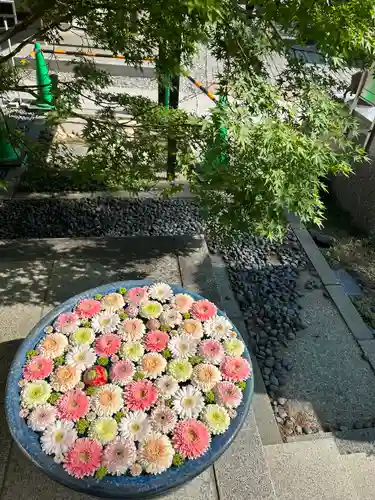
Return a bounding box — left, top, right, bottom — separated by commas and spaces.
34, 41, 54, 109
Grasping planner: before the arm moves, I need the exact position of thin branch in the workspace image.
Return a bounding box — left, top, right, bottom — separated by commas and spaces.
0, 13, 40, 46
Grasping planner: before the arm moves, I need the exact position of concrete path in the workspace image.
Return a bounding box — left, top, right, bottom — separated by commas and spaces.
1, 235, 375, 500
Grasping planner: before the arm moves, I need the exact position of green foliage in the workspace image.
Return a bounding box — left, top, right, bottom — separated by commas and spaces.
189, 355, 203, 366
26, 349, 38, 360
114, 411, 126, 423
134, 371, 145, 380
118, 288, 127, 294
95, 466, 108, 480
0, 0, 373, 237
172, 453, 185, 467
54, 355, 65, 367
204, 390, 215, 403
76, 418, 89, 435
236, 381, 246, 391
94, 294, 103, 300
162, 348, 172, 360
47, 392, 61, 405
97, 357, 109, 366
85, 386, 98, 396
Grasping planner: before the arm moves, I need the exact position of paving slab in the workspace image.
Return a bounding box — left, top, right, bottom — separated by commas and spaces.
341, 453, 375, 500
358, 339, 375, 372
281, 288, 375, 428
334, 427, 375, 455
264, 439, 359, 500
45, 255, 181, 306
164, 468, 218, 500
214, 409, 277, 500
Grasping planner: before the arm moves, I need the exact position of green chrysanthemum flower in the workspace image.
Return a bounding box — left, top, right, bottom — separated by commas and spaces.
183, 313, 191, 319
139, 301, 163, 319
89, 417, 118, 444
76, 418, 89, 435
203, 404, 230, 435
95, 466, 108, 480
168, 359, 193, 382
71, 327, 95, 345
22, 380, 51, 408
119, 313, 129, 320
26, 349, 38, 360
224, 338, 245, 357
98, 356, 109, 366
172, 453, 185, 467
120, 341, 144, 362
47, 391, 62, 405
118, 288, 127, 295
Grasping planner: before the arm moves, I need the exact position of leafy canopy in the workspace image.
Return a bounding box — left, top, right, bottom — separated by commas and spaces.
1, 0, 374, 238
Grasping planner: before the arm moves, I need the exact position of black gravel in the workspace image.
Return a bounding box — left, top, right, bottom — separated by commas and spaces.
0, 196, 307, 408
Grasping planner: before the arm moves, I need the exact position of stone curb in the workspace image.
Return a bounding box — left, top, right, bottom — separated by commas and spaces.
287, 214, 375, 370
208, 252, 282, 446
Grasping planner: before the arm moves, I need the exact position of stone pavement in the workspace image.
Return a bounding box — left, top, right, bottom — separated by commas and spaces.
1, 235, 375, 500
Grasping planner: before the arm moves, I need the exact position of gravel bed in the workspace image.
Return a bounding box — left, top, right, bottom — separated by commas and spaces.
0, 197, 311, 436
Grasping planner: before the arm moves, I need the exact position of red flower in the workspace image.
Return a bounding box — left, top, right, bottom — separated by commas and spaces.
83, 365, 108, 386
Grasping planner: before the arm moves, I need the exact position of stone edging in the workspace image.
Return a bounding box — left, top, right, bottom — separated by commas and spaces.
208, 251, 283, 445
287, 213, 375, 373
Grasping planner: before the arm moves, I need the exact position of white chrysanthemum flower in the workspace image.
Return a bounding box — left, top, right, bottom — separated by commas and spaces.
138, 432, 174, 474
155, 375, 179, 399
192, 363, 222, 392
223, 338, 245, 357
65, 345, 96, 371
150, 406, 177, 433
118, 318, 146, 342
140, 353, 167, 379
91, 311, 120, 334
148, 283, 173, 303
204, 316, 233, 340
70, 327, 95, 346
159, 309, 183, 328
88, 417, 118, 444
120, 341, 144, 362
172, 385, 205, 419
101, 293, 125, 311
119, 411, 151, 441
91, 384, 124, 417
168, 334, 198, 359
27, 403, 57, 431
40, 420, 77, 455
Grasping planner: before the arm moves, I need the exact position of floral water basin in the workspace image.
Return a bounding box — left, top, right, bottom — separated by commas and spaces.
6, 280, 253, 499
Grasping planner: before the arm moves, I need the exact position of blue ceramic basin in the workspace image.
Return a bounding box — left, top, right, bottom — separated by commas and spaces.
6, 280, 253, 499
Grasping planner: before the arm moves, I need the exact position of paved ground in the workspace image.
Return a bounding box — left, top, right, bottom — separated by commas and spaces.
1, 235, 375, 500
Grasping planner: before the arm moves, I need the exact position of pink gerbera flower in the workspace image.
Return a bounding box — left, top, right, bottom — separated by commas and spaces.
220, 356, 251, 382
56, 389, 90, 421
22, 356, 53, 381
191, 300, 217, 321
64, 438, 102, 478
214, 381, 243, 408
172, 419, 211, 459
75, 299, 101, 319
54, 312, 80, 335
95, 333, 121, 357
110, 360, 135, 385
124, 380, 158, 411
144, 330, 169, 352
199, 339, 225, 365
126, 287, 148, 305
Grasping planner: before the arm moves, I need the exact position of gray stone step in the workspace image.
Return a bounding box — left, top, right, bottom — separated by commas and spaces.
264, 438, 359, 500
341, 453, 375, 500
214, 408, 277, 499
334, 427, 375, 455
